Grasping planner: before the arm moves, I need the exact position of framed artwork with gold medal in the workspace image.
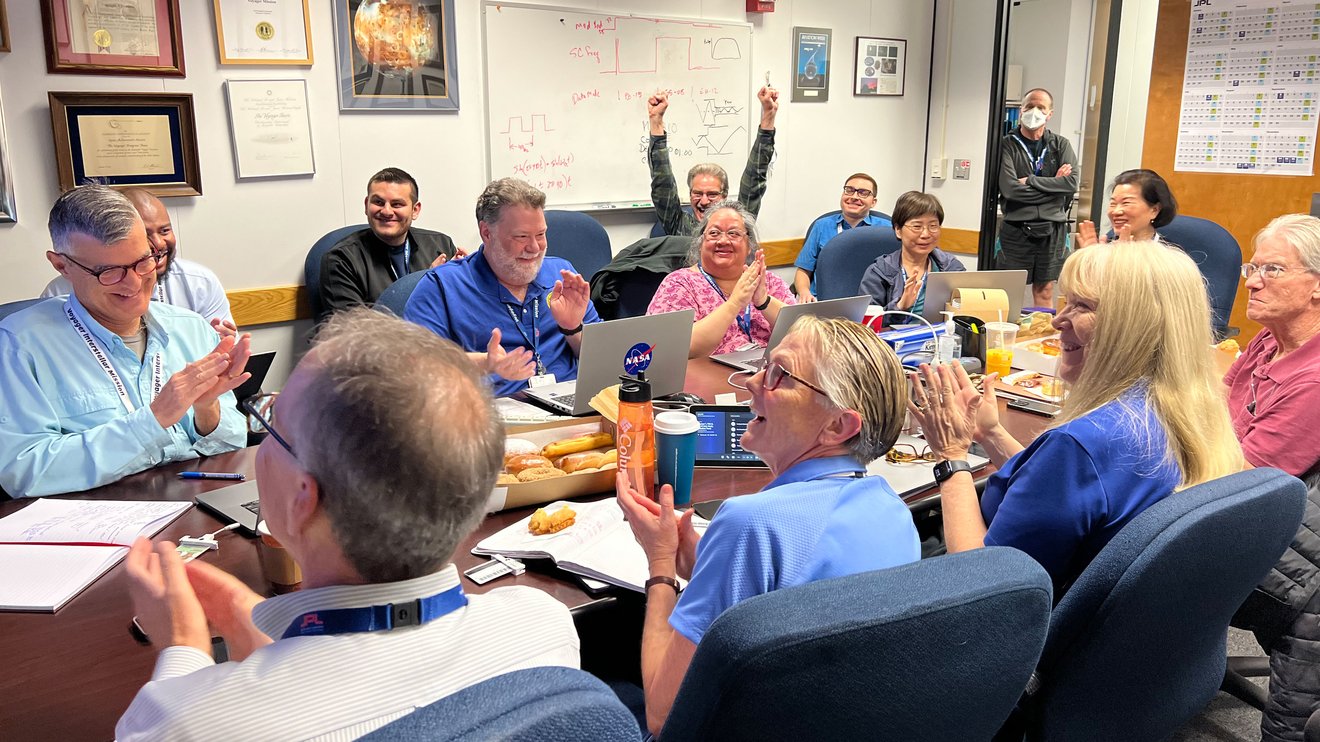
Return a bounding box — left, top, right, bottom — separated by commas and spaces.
213, 0, 313, 65
40, 0, 186, 76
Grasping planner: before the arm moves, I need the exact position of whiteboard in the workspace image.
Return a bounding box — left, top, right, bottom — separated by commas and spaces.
482, 3, 755, 210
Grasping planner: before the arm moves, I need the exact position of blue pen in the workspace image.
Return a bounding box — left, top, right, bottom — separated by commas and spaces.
178, 472, 246, 481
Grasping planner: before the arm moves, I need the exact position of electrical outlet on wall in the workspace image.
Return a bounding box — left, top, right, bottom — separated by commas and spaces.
929, 158, 947, 180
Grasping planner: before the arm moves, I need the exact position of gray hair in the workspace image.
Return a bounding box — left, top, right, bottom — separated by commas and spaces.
1256, 214, 1320, 274
292, 309, 505, 582
687, 199, 761, 266
475, 177, 546, 224
686, 163, 729, 192
790, 315, 906, 462
48, 185, 141, 253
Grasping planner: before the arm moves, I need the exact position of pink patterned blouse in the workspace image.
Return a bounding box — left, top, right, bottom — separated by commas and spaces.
647, 267, 797, 355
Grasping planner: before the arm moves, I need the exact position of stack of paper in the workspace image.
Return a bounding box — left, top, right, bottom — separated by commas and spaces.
0, 499, 191, 612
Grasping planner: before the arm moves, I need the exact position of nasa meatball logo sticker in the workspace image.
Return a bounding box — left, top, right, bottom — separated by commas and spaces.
623, 343, 654, 375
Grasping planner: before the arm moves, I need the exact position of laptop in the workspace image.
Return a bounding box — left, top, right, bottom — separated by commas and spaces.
710, 294, 872, 372
523, 309, 695, 416
195, 479, 262, 534
920, 270, 1029, 323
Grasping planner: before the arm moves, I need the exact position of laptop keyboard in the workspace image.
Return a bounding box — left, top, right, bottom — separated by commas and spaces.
241, 500, 261, 516
549, 393, 575, 409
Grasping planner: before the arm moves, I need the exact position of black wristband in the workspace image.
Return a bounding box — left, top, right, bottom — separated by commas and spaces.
645, 575, 681, 594
754, 295, 772, 311
559, 323, 584, 336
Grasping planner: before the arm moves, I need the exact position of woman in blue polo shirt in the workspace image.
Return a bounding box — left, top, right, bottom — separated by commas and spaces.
908, 242, 1242, 596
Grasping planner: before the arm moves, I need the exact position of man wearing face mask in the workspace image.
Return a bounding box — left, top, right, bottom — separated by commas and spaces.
996, 88, 1079, 307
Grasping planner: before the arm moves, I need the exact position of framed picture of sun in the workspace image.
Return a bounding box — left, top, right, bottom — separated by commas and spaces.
332, 0, 459, 111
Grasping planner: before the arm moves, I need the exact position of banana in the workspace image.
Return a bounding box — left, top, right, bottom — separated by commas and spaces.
541, 432, 614, 459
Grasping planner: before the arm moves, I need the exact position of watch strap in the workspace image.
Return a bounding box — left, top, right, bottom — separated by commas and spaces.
754, 295, 772, 311
645, 575, 680, 594
559, 323, 584, 336
933, 459, 973, 483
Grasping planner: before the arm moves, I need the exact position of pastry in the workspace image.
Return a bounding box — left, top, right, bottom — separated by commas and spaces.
504, 438, 540, 459
496, 473, 519, 485
529, 505, 576, 535
541, 432, 614, 459
557, 451, 606, 474
505, 454, 555, 475
516, 466, 567, 483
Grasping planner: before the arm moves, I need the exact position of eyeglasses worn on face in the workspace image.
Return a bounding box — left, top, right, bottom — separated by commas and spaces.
903, 222, 942, 235
60, 250, 161, 286
704, 228, 747, 242
691, 190, 726, 200
241, 395, 297, 459
729, 362, 831, 399
842, 185, 875, 198
1241, 263, 1290, 280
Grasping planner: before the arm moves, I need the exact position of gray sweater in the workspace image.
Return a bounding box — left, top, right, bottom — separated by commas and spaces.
998, 128, 1079, 224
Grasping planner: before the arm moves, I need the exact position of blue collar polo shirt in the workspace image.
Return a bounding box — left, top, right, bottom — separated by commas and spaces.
0, 294, 246, 498
795, 212, 890, 297
403, 249, 602, 397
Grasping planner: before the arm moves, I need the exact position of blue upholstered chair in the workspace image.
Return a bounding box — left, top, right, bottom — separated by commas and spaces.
814, 224, 902, 301
1018, 467, 1305, 741
1158, 214, 1242, 338
0, 297, 45, 322
374, 270, 427, 318
660, 547, 1053, 741
545, 210, 611, 280
358, 666, 641, 742
305, 224, 367, 322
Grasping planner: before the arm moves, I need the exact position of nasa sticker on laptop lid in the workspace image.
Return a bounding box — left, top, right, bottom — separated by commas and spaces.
623, 342, 654, 375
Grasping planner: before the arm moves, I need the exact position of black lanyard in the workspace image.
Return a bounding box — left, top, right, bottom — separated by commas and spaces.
1012, 133, 1047, 176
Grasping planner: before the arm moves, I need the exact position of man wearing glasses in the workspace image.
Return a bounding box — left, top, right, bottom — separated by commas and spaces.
793, 173, 891, 302
616, 316, 919, 736
0, 186, 249, 498
646, 85, 779, 237
40, 188, 235, 334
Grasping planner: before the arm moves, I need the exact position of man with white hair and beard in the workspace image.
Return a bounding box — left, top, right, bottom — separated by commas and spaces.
404, 178, 601, 396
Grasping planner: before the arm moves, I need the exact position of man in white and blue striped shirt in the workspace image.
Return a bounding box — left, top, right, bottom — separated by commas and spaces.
116, 310, 580, 741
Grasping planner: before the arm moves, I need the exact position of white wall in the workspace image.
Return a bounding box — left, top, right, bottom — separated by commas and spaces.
1103, 0, 1158, 178
1006, 0, 1093, 148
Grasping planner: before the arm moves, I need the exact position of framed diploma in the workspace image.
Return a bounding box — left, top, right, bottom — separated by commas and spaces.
0, 87, 16, 223
224, 79, 315, 179
1, 1, 11, 54
41, 0, 185, 76
213, 0, 313, 65
853, 37, 905, 97
332, 0, 460, 111
48, 91, 202, 197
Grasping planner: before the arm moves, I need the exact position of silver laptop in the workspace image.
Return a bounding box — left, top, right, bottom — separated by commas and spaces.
711, 294, 872, 372
921, 270, 1029, 323
195, 479, 262, 534
524, 310, 695, 416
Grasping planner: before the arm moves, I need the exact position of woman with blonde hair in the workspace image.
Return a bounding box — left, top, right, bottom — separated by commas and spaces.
909, 241, 1242, 594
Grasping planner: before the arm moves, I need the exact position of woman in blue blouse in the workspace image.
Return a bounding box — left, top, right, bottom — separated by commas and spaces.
908, 242, 1242, 595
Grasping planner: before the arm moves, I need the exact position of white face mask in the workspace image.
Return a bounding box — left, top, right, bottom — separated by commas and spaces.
1021, 108, 1048, 130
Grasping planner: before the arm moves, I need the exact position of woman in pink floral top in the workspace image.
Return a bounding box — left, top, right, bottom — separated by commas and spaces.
647, 201, 796, 357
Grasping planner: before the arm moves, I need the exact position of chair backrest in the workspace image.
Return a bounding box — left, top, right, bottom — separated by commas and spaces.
1027, 467, 1305, 741
305, 224, 368, 321
357, 666, 640, 742
544, 210, 611, 279
1158, 214, 1242, 337
374, 270, 427, 318
0, 297, 45, 323
661, 547, 1053, 741
815, 225, 902, 300
649, 205, 697, 238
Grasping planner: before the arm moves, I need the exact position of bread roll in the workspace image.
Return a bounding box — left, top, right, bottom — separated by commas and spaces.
516, 466, 568, 483
556, 451, 605, 474
504, 438, 540, 459
506, 454, 554, 475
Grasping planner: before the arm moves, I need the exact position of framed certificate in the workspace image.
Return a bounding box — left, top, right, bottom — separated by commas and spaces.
224, 79, 315, 179
48, 91, 202, 197
213, 0, 313, 65
854, 37, 906, 97
41, 0, 185, 76
0, 86, 15, 223
1, 1, 11, 54
332, 0, 460, 111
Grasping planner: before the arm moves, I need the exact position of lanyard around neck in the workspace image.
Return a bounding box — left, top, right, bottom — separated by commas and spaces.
697, 265, 753, 342
282, 584, 467, 639
64, 304, 162, 414
387, 239, 412, 282
1012, 132, 1047, 175
504, 299, 545, 375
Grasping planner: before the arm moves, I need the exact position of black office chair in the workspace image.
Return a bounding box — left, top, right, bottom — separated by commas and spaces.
1158, 215, 1242, 339
305, 224, 368, 322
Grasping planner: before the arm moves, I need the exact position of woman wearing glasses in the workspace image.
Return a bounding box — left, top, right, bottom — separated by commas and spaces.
616, 316, 919, 736
859, 191, 966, 313
647, 200, 796, 358
908, 242, 1241, 595
1222, 215, 1320, 742
1076, 169, 1179, 248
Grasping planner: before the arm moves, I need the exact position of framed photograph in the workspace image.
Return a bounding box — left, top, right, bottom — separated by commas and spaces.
791, 27, 831, 103
213, 0, 313, 65
48, 91, 202, 197
40, 0, 185, 76
224, 79, 315, 179
854, 37, 906, 96
1, 0, 10, 54
332, 0, 460, 111
0, 87, 16, 223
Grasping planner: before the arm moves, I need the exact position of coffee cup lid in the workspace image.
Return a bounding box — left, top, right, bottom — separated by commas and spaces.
654, 410, 700, 435
256, 519, 271, 537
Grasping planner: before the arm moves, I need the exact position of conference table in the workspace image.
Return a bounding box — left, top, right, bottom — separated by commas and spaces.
0, 358, 1051, 740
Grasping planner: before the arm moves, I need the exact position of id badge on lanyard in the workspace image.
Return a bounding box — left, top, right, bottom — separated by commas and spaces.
505, 300, 547, 376
64, 304, 163, 413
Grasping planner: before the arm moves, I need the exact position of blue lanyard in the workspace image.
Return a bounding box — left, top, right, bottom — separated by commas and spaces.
1012, 133, 1047, 176
282, 584, 467, 639
388, 239, 412, 281
697, 266, 753, 343
505, 299, 545, 375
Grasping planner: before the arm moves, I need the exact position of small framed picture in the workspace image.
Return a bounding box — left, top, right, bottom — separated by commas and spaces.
40, 0, 186, 76
48, 91, 202, 197
224, 79, 316, 179
213, 0, 313, 65
791, 27, 831, 103
854, 37, 906, 97
0, 0, 11, 54
0, 86, 16, 223
332, 0, 460, 111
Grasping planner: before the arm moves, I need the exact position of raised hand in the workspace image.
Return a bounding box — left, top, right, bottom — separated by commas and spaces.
210, 318, 238, 339
547, 270, 590, 331
186, 558, 270, 661
647, 91, 669, 120
430, 246, 470, 268
151, 334, 252, 429
485, 328, 536, 381
124, 538, 212, 653
896, 271, 922, 310
617, 471, 698, 577
750, 250, 770, 309
907, 363, 980, 461
728, 259, 761, 310
758, 85, 779, 128
1076, 220, 1106, 249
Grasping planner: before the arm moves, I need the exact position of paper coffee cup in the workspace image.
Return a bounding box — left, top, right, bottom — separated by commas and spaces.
256, 520, 302, 587
654, 411, 700, 506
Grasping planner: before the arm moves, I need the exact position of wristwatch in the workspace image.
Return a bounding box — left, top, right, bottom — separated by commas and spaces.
933, 459, 973, 483
559, 323, 584, 336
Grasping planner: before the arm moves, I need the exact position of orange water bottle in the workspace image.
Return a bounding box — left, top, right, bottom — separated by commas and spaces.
617, 373, 656, 500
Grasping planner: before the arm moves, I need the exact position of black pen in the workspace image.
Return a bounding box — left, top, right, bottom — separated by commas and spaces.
178, 472, 246, 481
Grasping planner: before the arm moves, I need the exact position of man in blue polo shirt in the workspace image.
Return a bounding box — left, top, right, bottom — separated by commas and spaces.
793, 173, 890, 302
404, 178, 600, 396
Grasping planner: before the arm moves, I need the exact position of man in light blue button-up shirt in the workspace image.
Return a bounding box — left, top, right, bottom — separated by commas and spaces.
0, 186, 250, 498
